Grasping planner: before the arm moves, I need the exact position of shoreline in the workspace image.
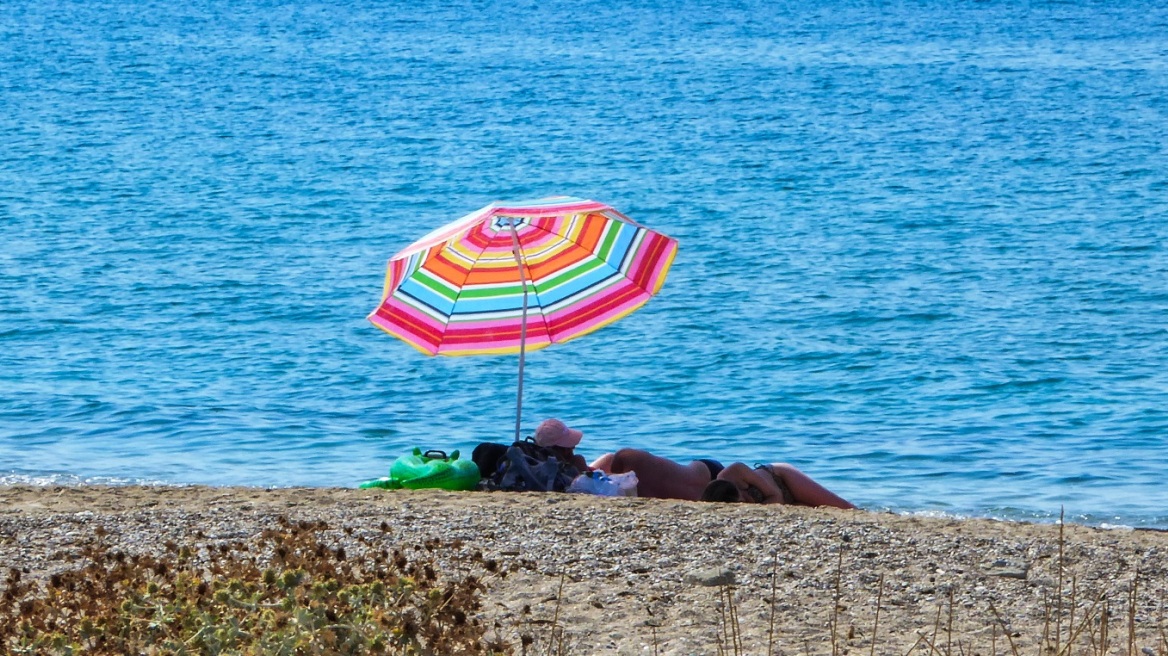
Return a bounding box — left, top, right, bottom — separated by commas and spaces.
3, 484, 1167, 655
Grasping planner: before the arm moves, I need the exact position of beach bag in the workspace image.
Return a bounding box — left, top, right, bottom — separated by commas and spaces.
475, 437, 581, 492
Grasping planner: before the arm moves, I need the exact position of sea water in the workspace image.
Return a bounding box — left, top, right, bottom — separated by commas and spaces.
2, 0, 1166, 528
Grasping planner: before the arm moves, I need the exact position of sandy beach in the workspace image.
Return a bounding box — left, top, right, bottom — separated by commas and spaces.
2, 485, 1166, 655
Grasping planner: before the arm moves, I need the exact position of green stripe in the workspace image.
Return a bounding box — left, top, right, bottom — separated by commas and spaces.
532, 257, 603, 294
594, 222, 623, 263
458, 284, 526, 299
414, 271, 458, 301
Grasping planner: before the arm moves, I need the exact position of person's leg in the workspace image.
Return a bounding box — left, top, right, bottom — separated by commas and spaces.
768, 463, 855, 509
605, 449, 712, 500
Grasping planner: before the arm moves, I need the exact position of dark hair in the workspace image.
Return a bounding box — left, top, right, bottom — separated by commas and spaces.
471, 443, 509, 479
700, 479, 741, 503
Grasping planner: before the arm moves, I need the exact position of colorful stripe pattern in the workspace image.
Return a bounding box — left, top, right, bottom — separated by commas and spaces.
369, 196, 678, 356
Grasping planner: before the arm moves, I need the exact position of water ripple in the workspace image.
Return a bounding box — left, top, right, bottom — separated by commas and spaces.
2, 0, 1167, 527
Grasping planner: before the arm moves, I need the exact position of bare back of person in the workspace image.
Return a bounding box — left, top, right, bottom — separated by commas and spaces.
590, 449, 718, 501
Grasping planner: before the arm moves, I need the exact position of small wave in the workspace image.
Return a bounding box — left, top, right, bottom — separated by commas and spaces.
0, 472, 177, 487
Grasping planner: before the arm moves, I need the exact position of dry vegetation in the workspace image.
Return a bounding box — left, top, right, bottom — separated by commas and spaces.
1, 517, 514, 655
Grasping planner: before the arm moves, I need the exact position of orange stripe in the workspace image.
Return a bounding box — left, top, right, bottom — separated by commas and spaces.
426, 251, 472, 285
575, 213, 605, 251
527, 245, 588, 279
524, 215, 603, 278
464, 267, 523, 285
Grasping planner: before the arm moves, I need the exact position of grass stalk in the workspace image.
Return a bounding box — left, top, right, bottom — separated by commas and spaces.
1101, 598, 1110, 656
1158, 598, 1165, 656
769, 551, 779, 656
919, 632, 940, 656
1055, 590, 1106, 656
1070, 575, 1077, 656
947, 586, 955, 656
832, 541, 844, 656
988, 599, 1022, 656
729, 584, 743, 656
1042, 591, 1053, 656
715, 586, 726, 656
931, 599, 944, 656
871, 573, 885, 656
1058, 506, 1066, 655
733, 588, 743, 656
546, 571, 566, 656
1127, 570, 1138, 656
902, 633, 927, 656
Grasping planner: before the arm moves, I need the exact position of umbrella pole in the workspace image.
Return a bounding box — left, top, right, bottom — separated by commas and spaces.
508, 219, 529, 443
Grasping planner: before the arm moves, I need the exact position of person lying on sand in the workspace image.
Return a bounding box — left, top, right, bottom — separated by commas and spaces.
589, 449, 853, 509
700, 462, 854, 509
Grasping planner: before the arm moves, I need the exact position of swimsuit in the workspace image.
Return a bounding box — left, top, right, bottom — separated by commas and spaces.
696, 458, 724, 479
754, 464, 795, 504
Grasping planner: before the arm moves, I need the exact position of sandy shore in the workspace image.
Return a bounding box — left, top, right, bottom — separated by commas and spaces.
2, 485, 1166, 655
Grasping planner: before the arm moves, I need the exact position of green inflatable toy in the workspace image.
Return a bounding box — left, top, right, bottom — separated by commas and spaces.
357, 477, 401, 490
359, 448, 480, 491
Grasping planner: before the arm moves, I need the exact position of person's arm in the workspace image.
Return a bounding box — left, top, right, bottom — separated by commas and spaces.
717, 463, 855, 508
717, 463, 787, 504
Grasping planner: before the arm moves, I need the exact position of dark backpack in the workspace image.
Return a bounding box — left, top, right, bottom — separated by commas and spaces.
473, 437, 581, 492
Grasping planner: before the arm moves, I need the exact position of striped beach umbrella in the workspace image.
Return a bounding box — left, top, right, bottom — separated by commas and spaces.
368, 196, 678, 440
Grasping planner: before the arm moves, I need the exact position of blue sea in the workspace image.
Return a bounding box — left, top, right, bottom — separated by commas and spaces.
3, 0, 1167, 528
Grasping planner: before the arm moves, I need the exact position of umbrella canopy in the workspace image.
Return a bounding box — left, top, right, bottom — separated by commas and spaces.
368, 196, 678, 439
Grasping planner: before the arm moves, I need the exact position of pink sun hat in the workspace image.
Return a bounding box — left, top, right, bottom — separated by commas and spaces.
534, 418, 583, 449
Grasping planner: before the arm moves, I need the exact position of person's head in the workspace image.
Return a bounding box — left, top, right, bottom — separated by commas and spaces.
534, 418, 583, 450
700, 479, 742, 503
471, 442, 509, 478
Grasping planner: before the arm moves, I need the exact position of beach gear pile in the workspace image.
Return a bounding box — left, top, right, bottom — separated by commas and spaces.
472, 438, 581, 492
360, 439, 638, 496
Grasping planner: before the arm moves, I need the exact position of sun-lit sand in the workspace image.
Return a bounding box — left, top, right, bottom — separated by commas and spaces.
2, 485, 1166, 655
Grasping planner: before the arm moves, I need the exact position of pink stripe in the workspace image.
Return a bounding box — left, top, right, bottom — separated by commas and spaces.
544, 280, 650, 339
444, 315, 550, 341
548, 297, 649, 341
625, 235, 678, 292
436, 332, 553, 355
369, 314, 425, 348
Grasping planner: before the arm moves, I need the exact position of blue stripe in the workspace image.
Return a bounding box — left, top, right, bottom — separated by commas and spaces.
396, 278, 456, 315
533, 262, 622, 305
599, 224, 638, 268
449, 292, 526, 315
